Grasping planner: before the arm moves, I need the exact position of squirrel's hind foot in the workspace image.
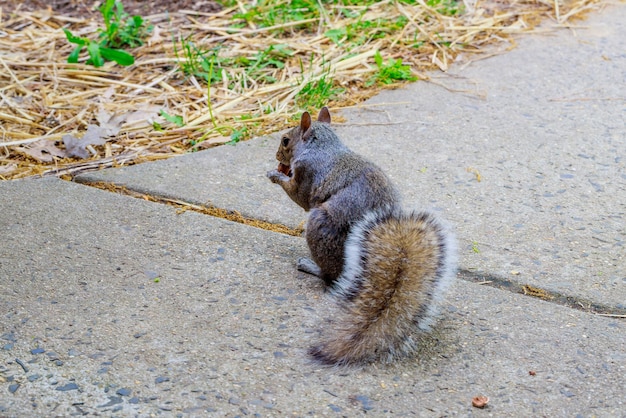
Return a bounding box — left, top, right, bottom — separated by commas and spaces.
296, 257, 321, 277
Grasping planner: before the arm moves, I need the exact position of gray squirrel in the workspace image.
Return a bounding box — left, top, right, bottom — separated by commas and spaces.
267, 107, 457, 366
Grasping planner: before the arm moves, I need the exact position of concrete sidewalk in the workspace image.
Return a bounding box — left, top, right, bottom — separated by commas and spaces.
1, 3, 625, 416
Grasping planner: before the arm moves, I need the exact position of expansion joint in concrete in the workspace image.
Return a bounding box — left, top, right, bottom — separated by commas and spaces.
459, 269, 626, 317
72, 178, 304, 237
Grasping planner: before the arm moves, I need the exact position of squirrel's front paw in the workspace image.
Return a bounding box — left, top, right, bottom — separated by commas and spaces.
267, 169, 286, 183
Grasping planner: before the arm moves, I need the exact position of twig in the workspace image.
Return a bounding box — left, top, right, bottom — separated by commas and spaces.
595, 313, 626, 319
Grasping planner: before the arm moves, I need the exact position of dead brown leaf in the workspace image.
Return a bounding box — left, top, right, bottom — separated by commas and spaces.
63, 125, 107, 159
17, 140, 66, 162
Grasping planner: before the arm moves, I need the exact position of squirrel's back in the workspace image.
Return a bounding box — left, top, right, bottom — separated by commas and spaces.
309, 210, 456, 366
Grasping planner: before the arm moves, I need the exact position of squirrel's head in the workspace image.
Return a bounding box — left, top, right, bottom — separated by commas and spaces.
276, 107, 332, 173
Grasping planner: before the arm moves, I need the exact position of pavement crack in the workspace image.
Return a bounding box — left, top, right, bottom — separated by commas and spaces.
75, 180, 304, 237
459, 269, 626, 317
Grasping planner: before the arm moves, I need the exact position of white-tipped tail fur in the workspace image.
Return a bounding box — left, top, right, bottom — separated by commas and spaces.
308, 210, 457, 366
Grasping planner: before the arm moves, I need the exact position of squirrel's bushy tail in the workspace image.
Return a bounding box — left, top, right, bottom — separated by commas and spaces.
309, 211, 457, 366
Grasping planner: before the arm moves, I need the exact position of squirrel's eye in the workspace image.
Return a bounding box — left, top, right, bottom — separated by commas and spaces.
281, 136, 289, 147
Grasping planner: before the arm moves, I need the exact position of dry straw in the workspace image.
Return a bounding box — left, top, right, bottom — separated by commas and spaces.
0, 0, 601, 179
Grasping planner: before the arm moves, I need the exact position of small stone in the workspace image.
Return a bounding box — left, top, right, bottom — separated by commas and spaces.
355, 395, 374, 411
116, 388, 132, 397
56, 382, 79, 392
27, 374, 41, 382
98, 396, 123, 408
472, 395, 489, 408
8, 383, 20, 393
30, 348, 45, 355
155, 376, 170, 384
128, 397, 140, 404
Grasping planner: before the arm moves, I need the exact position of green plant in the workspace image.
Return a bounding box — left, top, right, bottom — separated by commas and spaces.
174, 37, 295, 89
153, 110, 185, 130
325, 16, 410, 52
63, 0, 151, 67
295, 58, 345, 110
233, 0, 320, 31
367, 50, 417, 86
228, 126, 248, 145
99, 0, 152, 48
159, 110, 184, 127
63, 29, 134, 67
173, 36, 225, 84
426, 0, 464, 16
296, 75, 344, 109
241, 44, 294, 84
324, 28, 347, 45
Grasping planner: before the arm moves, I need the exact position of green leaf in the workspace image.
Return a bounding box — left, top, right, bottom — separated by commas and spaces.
99, 47, 135, 66
159, 110, 185, 127
228, 127, 246, 145
67, 45, 82, 63
100, 0, 116, 21
324, 28, 347, 45
271, 43, 294, 57
374, 50, 383, 67
86, 42, 105, 67
132, 15, 144, 27
63, 28, 87, 46
369, 50, 417, 85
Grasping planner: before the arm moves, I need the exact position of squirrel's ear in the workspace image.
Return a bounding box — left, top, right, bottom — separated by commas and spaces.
317, 106, 331, 124
300, 111, 312, 137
